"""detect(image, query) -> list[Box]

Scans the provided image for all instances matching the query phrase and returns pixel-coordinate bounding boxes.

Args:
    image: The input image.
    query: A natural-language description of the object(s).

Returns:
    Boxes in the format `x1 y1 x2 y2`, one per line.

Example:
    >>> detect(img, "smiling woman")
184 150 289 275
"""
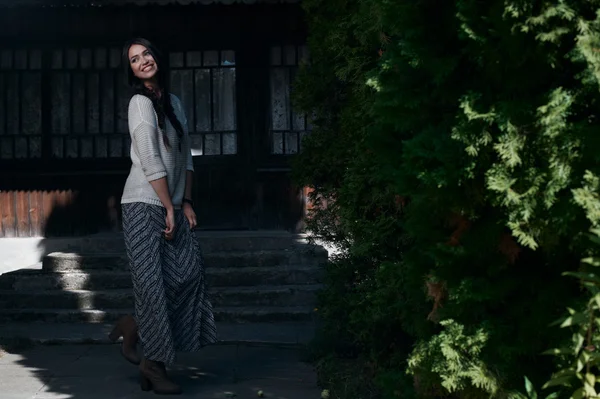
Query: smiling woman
109 38 217 395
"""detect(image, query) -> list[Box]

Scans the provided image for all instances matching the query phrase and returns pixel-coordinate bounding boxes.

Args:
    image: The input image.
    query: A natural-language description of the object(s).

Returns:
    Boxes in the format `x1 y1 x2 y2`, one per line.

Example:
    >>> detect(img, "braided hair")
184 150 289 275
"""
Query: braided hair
122 38 183 151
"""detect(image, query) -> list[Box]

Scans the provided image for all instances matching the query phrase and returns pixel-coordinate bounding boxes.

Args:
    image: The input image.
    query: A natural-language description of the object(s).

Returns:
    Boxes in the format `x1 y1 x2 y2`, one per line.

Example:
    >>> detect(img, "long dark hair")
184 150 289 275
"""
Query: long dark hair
122 38 183 151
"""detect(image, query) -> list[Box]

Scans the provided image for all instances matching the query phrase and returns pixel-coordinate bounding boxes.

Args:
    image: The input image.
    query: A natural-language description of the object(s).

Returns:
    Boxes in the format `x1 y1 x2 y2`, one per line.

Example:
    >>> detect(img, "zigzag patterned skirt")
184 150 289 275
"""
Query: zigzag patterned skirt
122 202 217 365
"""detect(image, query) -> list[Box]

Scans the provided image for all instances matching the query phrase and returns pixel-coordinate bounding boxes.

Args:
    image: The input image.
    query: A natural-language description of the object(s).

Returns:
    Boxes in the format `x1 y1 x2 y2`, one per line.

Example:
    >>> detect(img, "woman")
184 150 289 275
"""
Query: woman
108 38 217 395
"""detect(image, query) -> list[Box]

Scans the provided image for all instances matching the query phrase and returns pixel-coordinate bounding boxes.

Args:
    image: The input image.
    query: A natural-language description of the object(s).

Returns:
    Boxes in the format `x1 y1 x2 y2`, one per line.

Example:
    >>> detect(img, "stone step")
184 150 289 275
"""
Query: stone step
42 248 327 272
0 307 316 324
0 266 322 291
77 231 311 254
0 285 321 309
0 321 317 346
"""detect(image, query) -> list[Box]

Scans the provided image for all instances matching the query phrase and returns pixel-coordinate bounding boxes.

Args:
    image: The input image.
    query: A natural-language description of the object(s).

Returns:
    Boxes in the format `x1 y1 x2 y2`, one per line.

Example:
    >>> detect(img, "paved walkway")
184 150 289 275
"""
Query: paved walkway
0 343 319 399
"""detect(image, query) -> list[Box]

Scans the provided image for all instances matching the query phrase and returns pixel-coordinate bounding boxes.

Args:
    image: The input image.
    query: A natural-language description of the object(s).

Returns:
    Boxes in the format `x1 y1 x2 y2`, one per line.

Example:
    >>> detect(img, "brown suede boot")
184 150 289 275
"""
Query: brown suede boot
139 358 182 395
108 314 141 365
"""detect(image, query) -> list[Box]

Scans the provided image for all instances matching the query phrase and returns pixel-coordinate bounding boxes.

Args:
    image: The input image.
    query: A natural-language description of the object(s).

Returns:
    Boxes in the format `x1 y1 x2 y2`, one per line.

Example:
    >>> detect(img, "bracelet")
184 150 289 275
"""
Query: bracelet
182 198 194 207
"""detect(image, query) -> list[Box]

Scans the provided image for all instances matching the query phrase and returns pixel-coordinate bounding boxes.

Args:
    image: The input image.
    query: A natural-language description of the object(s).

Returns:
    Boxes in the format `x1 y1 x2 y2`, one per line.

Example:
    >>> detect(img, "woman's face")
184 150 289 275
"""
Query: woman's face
128 44 158 81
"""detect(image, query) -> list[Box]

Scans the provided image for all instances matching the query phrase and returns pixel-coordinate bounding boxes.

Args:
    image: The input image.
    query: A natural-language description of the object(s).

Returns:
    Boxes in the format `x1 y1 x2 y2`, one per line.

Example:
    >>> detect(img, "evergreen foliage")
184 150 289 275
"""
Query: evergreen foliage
293 0 600 397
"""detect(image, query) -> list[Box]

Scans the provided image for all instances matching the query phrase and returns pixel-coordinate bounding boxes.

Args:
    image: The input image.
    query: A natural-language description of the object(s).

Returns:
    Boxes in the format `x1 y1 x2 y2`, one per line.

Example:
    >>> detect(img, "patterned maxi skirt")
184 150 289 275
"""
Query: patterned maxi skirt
121 202 217 365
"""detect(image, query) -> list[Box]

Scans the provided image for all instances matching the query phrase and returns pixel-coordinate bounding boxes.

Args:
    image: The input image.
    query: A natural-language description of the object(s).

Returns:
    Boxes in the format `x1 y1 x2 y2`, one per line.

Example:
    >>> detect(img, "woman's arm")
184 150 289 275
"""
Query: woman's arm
129 95 175 236
150 178 174 212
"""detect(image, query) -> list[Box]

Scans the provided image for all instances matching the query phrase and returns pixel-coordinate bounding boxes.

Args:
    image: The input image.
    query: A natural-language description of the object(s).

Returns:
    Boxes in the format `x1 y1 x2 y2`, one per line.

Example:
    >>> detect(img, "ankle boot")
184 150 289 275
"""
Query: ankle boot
139 358 182 395
108 314 141 365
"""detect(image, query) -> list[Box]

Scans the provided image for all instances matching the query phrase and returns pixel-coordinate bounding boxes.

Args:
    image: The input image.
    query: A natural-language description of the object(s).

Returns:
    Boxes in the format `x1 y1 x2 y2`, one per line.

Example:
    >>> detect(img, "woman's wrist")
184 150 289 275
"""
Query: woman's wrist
182 198 194 207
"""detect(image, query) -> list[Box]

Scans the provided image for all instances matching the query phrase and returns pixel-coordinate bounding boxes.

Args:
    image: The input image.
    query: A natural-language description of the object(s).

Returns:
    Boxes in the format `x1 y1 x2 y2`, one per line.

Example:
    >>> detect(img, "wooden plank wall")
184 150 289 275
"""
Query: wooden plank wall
0 171 126 238
1 190 74 237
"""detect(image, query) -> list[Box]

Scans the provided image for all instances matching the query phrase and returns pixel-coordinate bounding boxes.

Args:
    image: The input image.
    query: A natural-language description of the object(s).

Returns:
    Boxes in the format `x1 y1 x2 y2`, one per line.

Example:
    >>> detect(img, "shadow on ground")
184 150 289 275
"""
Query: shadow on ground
0 342 318 399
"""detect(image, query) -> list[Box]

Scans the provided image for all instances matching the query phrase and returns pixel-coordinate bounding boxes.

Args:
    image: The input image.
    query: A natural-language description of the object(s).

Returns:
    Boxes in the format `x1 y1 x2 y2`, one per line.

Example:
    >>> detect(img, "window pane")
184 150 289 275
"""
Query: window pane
190 134 203 156
1 50 13 69
109 48 120 69
203 51 218 66
1 137 12 159
270 47 281 66
109 136 122 157
81 137 93 158
66 138 78 158
87 73 100 134
285 132 298 154
101 71 114 133
66 49 78 69
14 50 27 70
95 48 107 69
72 73 86 133
204 133 220 155
95 136 108 158
30 137 42 158
170 69 194 129
272 132 283 154
186 51 202 67
51 73 70 135
194 69 211 132
22 72 42 135
80 49 92 69
6 73 19 135
170 52 184 68
52 137 63 158
223 132 236 155
213 68 236 131
51 49 63 69
270 68 289 130
0 75 4 134
29 50 42 70
221 50 235 66
15 137 27 158
117 71 130 134
284 45 296 66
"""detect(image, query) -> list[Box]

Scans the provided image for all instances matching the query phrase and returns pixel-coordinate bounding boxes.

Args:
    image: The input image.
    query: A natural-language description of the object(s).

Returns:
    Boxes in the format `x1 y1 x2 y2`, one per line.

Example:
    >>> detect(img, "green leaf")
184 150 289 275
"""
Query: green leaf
585 372 595 386
544 393 560 399
562 314 588 328
593 294 600 310
584 373 597 397
525 376 538 399
572 387 584 399
574 333 585 353
543 375 574 389
564 272 600 285
582 257 600 267
543 348 575 356
577 357 585 372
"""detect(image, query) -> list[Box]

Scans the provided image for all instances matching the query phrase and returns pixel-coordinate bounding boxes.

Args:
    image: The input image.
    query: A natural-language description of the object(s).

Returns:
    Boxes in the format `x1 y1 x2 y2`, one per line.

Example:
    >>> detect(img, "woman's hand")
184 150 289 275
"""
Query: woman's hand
183 202 197 230
164 207 175 240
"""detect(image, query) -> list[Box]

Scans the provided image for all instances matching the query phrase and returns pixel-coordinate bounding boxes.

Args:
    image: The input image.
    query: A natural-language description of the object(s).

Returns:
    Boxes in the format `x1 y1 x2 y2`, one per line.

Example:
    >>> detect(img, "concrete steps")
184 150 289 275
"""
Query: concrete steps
0 232 327 337
0 285 321 309
0 266 322 291
74 231 309 254
42 249 327 272
0 306 316 324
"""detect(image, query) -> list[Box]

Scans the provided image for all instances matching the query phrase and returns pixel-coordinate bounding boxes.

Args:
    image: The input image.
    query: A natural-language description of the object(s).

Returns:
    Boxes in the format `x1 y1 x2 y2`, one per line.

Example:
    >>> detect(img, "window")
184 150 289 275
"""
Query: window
169 50 237 156
49 47 130 158
0 49 43 159
269 45 310 155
